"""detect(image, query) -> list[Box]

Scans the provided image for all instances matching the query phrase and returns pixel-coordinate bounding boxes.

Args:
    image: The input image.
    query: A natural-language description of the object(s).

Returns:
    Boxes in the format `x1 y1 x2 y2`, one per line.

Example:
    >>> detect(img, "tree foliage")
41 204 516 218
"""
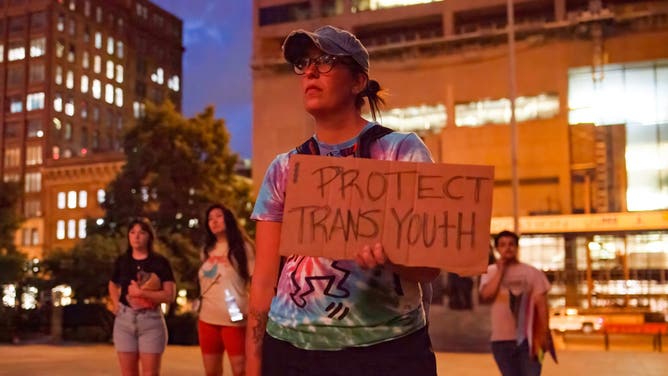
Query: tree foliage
42 234 123 301
0 181 26 284
97 100 254 241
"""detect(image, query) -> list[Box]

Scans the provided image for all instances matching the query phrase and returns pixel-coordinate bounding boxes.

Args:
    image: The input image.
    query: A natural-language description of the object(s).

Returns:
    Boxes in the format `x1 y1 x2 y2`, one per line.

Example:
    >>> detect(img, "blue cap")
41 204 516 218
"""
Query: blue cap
282 25 369 74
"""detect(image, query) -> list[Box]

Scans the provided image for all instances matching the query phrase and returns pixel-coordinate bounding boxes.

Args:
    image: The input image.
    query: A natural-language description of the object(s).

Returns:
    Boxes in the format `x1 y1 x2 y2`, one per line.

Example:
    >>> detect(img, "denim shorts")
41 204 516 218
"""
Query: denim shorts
113 304 168 354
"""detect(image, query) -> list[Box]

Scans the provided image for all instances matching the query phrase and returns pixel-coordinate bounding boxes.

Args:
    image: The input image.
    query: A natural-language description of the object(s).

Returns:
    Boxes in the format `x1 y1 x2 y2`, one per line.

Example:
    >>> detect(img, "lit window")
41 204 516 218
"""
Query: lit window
82 51 89 69
94 55 101 73
66 70 74 89
0 44 4 63
67 44 75 63
69 0 76 11
78 190 88 208
56 220 65 240
97 188 106 203
3 148 20 168
96 6 103 23
57 14 64 32
81 101 88 119
8 42 25 61
168 75 180 92
105 84 114 104
116 41 124 58
65 98 74 117
115 65 124 83
84 0 91 17
94 32 102 49
455 93 560 127
78 219 87 239
106 60 114 79
133 101 145 118
10 98 23 113
54 94 63 112
24 173 41 193
67 219 76 239
67 191 77 209
29 37 46 57
27 93 45 111
56 40 64 58
81 75 89 93
92 79 101 99
26 146 43 166
107 37 114 55
57 192 66 209
151 67 164 84
52 146 61 160
115 88 123 107
55 66 63 85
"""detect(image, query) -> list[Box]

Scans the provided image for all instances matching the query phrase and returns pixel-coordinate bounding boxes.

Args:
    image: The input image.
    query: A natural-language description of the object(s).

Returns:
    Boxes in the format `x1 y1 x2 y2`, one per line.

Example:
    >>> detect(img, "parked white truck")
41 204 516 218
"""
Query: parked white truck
549 307 604 334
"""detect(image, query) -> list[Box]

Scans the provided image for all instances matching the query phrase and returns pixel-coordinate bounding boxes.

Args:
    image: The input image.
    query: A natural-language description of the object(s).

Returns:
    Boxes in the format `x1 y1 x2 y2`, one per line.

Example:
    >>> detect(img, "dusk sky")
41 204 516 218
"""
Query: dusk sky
151 0 253 158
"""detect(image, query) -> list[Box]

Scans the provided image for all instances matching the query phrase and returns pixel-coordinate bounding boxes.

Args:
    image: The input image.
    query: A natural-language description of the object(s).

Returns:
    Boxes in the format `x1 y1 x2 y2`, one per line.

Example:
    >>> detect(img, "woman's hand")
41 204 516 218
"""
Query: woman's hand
127 280 143 298
354 243 387 269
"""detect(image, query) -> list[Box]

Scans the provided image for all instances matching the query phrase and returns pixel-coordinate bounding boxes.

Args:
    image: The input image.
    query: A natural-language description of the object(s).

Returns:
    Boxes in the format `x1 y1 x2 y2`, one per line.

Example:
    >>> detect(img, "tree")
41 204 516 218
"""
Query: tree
0 181 26 284
42 234 123 301
96 100 254 240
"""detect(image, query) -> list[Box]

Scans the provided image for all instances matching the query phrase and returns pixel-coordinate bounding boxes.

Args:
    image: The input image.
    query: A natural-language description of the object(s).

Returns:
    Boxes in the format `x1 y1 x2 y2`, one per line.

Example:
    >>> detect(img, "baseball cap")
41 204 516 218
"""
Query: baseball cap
282 25 369 74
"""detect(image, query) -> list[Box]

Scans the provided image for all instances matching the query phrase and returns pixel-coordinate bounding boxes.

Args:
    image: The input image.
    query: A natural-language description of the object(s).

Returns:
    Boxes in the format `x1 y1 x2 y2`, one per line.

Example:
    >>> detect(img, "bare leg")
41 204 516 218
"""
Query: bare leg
139 352 162 376
229 355 245 376
202 353 224 376
117 352 139 376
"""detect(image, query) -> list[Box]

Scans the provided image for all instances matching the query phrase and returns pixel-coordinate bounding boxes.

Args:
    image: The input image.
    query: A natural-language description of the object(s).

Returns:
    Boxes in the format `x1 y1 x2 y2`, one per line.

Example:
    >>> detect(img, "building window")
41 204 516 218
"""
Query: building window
3 148 21 168
56 40 65 58
78 219 87 239
69 0 76 11
65 98 75 116
27 119 44 138
24 173 41 193
68 18 76 36
26 93 45 111
94 32 102 49
67 44 75 63
84 0 91 17
57 192 66 209
57 14 65 32
97 188 106 203
168 75 180 92
52 146 61 160
66 70 74 89
105 84 114 104
55 65 63 85
10 98 23 113
25 201 41 219
81 101 88 119
82 50 90 69
115 65 124 83
67 219 76 239
133 101 145 118
26 145 43 166
30 12 47 31
8 41 26 61
151 67 164 84
56 220 65 240
78 190 88 208
0 44 4 63
8 66 24 87
67 191 77 209
115 88 123 107
92 79 101 99
455 93 560 127
106 60 114 79
54 93 63 112
29 37 46 57
94 55 101 73
81 75 89 93
64 122 73 140
96 6 103 23
29 62 45 83
116 41 124 58
107 37 114 55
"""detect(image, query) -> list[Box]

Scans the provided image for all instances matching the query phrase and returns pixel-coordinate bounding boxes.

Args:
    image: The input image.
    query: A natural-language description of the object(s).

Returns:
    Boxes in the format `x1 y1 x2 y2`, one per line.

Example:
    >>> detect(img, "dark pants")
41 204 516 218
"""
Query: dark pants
491 340 542 376
262 327 437 376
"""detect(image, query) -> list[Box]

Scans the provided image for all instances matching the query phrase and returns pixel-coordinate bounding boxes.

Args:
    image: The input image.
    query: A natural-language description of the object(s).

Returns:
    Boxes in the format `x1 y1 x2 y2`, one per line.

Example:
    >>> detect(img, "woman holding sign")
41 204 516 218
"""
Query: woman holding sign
108 218 175 376
247 25 439 375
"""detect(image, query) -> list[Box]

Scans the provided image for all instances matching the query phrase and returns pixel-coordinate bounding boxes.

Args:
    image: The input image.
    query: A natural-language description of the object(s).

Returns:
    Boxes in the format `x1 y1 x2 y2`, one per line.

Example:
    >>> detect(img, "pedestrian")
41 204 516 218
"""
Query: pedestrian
197 204 255 376
108 217 176 376
246 25 439 376
479 230 551 376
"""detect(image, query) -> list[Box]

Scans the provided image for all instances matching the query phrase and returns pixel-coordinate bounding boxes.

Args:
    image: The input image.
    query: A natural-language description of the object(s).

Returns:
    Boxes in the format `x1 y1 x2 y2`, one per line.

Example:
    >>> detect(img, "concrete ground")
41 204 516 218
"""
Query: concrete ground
0 344 667 375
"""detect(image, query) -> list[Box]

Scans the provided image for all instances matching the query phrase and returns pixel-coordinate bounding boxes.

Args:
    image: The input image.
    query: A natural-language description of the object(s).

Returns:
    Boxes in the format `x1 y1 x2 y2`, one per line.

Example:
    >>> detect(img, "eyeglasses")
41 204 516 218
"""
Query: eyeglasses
293 55 342 75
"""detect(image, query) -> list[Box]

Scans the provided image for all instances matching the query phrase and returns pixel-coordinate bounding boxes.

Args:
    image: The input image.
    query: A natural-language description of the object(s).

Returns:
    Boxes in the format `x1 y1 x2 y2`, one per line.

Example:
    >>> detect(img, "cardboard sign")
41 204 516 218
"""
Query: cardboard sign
279 155 495 275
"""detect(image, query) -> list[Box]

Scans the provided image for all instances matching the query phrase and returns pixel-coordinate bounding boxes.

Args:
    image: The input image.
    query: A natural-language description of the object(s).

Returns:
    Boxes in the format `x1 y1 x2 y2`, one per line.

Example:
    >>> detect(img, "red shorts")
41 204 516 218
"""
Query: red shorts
197 320 246 356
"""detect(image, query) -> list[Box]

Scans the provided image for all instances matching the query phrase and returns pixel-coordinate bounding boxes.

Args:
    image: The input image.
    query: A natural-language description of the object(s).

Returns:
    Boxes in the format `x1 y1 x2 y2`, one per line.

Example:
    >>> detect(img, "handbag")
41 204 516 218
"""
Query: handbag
194 273 221 314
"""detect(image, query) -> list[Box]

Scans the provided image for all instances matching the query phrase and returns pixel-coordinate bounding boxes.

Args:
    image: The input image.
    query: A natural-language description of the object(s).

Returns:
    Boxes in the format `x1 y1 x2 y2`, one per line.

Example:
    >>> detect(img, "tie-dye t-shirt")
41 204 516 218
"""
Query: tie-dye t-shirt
251 122 434 350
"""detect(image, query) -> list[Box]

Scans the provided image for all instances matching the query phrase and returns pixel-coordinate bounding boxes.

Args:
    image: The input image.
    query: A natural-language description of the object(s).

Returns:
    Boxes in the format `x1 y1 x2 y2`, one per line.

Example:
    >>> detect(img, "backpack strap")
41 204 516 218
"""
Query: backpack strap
295 124 394 158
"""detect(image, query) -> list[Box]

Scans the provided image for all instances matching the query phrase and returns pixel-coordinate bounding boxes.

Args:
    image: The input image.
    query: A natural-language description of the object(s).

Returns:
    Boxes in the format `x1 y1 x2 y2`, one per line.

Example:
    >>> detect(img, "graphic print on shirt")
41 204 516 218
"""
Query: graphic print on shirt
286 255 352 320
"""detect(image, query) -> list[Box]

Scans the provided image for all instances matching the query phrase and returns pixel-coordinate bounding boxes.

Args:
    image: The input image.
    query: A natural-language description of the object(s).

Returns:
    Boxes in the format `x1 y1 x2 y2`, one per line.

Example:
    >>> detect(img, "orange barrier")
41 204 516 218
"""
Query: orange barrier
603 323 668 334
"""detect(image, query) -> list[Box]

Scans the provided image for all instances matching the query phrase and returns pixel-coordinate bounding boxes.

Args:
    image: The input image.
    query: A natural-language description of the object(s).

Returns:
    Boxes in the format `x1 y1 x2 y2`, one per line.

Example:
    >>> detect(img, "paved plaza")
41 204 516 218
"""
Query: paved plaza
0 343 666 375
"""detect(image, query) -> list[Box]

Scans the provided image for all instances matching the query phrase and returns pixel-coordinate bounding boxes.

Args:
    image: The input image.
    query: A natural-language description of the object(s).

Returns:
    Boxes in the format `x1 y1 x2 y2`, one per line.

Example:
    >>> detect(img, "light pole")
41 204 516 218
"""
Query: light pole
507 0 520 233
